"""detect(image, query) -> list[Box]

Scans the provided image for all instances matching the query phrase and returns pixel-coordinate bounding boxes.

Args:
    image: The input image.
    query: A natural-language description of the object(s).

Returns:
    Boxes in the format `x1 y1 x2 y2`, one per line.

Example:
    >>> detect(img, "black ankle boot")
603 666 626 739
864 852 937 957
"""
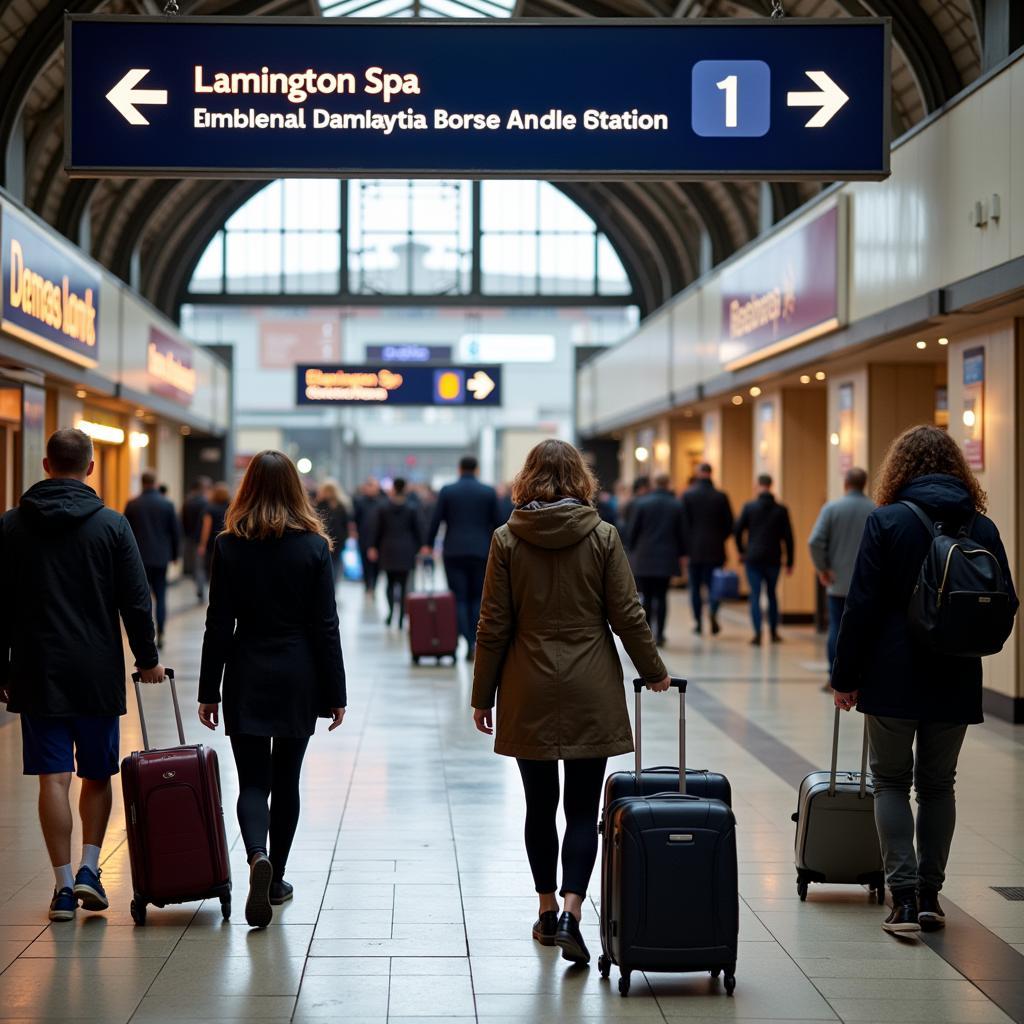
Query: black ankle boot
883 889 921 934
532 910 559 946
554 911 590 964
918 888 945 931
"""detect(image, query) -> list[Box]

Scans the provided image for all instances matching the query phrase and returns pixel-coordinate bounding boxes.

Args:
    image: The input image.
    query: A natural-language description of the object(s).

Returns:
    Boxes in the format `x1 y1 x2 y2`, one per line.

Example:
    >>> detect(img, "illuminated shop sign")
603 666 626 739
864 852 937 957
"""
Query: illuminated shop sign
296 364 502 406
65 17 889 180
718 202 843 371
147 326 197 404
1 206 100 367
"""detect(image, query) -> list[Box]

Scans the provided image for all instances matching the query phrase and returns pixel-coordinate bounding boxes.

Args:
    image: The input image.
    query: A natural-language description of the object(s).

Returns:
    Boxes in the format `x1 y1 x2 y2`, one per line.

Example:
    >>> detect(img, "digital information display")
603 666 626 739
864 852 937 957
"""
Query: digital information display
65 16 890 180
296 364 502 406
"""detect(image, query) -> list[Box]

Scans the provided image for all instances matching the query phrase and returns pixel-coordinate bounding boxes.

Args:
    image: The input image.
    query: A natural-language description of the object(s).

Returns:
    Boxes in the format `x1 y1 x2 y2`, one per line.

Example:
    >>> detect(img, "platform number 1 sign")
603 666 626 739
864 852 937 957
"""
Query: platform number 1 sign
692 60 771 138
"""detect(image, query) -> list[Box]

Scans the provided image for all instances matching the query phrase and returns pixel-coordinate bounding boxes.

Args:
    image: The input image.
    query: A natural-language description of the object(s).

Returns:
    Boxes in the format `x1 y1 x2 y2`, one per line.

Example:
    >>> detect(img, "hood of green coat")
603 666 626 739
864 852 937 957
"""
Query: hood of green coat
507 499 602 550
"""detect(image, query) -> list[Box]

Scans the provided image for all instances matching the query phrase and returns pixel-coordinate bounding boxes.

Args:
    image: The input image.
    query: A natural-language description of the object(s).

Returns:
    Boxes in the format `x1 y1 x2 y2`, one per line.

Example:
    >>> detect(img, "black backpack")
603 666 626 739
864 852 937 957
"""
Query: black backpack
902 501 1014 657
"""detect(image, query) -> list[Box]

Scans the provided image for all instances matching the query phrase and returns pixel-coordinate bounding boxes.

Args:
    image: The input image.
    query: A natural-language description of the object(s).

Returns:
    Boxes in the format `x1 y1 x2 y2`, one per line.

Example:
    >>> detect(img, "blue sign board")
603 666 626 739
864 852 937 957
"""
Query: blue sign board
296 364 502 406
65 16 890 180
366 344 452 363
1 206 100 367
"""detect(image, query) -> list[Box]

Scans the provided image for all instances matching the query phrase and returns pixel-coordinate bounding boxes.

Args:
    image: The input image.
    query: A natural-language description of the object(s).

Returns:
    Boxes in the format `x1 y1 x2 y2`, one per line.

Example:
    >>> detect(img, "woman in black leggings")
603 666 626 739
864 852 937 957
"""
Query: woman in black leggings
198 451 347 928
472 441 669 965
368 477 421 628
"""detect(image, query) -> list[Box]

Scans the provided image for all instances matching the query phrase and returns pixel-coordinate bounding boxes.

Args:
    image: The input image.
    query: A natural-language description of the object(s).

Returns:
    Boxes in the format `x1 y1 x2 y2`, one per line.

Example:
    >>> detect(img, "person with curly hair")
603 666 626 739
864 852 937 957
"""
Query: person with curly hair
832 424 1017 936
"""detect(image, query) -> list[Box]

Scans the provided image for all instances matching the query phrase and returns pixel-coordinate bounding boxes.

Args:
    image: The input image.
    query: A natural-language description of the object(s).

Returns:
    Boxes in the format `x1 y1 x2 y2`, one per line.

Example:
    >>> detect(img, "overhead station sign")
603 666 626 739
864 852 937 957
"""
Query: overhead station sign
296 364 502 406
65 16 890 180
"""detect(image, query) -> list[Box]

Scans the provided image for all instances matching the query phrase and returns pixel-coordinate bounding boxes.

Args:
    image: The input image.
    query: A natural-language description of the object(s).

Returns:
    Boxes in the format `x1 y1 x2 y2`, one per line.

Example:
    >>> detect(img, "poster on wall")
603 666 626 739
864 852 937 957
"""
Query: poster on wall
21 384 46 491
837 382 854 473
962 347 984 471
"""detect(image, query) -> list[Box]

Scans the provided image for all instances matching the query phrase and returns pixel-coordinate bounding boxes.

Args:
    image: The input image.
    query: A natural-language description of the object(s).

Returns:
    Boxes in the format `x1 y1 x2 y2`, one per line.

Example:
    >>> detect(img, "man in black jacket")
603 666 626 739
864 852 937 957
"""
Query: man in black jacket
735 474 795 645
627 473 687 646
682 463 734 636
125 470 180 647
0 429 164 923
181 476 210 602
424 455 501 660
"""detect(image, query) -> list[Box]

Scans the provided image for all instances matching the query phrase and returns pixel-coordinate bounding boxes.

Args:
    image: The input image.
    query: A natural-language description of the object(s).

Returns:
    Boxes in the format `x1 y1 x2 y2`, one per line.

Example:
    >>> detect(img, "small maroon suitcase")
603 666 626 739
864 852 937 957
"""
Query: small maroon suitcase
407 588 459 665
121 669 232 925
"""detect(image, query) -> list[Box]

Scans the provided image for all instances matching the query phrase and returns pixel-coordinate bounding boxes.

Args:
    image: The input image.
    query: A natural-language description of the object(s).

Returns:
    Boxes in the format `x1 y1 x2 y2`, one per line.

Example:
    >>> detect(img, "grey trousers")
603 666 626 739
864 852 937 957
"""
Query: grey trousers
866 715 968 894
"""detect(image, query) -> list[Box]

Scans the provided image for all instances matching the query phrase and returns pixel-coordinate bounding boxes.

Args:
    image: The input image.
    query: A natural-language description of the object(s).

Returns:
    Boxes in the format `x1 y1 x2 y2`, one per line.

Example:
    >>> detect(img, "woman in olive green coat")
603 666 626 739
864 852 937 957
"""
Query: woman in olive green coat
472 440 669 966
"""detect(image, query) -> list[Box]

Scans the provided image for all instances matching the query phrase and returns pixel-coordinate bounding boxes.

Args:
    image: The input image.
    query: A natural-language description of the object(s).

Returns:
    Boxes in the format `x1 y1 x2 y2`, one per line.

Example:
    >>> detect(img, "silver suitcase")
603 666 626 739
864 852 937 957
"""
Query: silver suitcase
792 709 885 903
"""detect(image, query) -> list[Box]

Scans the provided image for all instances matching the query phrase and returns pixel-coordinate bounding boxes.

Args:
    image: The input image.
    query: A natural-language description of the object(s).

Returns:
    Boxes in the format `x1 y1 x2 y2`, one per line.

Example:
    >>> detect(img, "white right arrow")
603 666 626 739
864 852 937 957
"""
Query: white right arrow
786 70 848 128
467 371 495 401
106 69 168 126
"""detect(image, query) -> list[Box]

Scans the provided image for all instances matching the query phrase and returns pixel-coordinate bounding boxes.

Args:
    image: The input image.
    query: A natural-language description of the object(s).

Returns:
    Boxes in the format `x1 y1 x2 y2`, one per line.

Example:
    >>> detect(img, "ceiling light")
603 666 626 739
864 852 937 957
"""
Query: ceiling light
634 446 650 463
916 340 927 350
962 409 976 428
296 457 313 474
129 431 150 449
938 337 949 346
180 425 192 436
799 374 811 384
815 371 826 381
749 386 762 397
76 419 125 444
75 389 87 399
731 395 744 406
830 432 840 446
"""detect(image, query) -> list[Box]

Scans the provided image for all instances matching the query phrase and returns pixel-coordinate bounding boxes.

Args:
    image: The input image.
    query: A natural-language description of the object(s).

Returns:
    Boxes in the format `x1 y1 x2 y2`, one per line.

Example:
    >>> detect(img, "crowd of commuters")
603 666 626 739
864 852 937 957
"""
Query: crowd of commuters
0 424 1016 950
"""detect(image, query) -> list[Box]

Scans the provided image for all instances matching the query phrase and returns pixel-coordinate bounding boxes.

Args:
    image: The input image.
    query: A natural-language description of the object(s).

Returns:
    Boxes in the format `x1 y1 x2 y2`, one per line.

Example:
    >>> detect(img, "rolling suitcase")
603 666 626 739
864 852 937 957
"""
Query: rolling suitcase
121 669 232 926
792 708 884 903
406 581 458 665
599 678 739 997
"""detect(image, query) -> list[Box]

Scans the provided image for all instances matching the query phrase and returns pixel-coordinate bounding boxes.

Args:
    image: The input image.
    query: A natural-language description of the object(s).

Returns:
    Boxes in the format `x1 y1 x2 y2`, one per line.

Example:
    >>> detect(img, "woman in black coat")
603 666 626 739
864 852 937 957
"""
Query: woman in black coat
832 425 1017 936
369 477 422 628
315 479 351 579
198 451 347 929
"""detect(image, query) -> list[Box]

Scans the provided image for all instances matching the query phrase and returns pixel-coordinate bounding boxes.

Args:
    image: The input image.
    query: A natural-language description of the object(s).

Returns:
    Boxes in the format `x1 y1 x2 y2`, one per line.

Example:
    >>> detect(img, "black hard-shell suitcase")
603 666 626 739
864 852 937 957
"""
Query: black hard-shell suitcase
599 678 739 997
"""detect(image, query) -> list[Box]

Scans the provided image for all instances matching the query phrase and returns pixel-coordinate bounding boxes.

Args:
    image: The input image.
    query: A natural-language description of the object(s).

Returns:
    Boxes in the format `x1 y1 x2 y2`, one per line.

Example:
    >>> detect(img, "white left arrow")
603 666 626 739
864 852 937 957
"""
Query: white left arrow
786 70 848 128
467 371 495 401
106 69 168 126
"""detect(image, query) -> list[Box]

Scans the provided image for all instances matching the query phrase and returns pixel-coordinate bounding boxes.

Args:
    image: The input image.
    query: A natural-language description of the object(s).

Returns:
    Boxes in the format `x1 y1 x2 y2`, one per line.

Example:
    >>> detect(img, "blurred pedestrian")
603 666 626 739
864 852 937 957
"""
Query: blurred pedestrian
369 477 422 628
496 483 515 525
125 470 180 649
0 429 164 923
198 451 346 928
198 481 231 586
621 475 651 548
808 467 874 683
626 473 687 647
424 455 501 661
353 478 386 598
681 462 734 637
182 477 211 602
315 479 351 579
735 474 794 645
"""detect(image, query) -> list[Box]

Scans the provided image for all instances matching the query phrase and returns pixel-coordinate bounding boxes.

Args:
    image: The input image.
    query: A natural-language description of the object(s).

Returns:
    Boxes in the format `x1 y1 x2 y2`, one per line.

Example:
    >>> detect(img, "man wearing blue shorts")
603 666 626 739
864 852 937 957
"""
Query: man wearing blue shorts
0 429 164 922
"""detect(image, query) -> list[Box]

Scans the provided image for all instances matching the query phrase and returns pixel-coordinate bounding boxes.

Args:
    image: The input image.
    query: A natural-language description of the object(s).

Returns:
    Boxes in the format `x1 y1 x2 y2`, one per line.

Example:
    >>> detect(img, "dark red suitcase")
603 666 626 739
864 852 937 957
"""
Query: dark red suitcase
406 589 458 664
121 669 232 925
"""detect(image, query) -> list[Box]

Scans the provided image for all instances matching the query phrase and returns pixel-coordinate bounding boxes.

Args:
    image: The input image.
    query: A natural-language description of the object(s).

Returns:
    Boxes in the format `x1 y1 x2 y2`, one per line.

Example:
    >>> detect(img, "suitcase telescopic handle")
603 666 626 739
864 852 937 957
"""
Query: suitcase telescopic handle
632 678 688 796
130 668 182 752
828 706 869 798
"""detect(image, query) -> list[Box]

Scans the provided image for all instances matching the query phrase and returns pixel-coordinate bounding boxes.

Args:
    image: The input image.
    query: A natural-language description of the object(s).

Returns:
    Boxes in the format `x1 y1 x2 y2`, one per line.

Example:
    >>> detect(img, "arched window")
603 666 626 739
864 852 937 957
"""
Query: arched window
187 180 633 302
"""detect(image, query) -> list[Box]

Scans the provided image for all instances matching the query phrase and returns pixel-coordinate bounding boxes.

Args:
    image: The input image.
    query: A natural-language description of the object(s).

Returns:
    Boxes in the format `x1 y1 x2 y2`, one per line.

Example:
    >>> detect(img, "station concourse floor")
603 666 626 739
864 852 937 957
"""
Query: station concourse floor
1 584 1023 1024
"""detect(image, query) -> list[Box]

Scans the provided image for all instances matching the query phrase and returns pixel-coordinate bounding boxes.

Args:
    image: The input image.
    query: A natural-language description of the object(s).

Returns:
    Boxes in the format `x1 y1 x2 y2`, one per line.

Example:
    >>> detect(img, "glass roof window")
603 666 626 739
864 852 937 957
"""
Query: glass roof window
320 0 515 19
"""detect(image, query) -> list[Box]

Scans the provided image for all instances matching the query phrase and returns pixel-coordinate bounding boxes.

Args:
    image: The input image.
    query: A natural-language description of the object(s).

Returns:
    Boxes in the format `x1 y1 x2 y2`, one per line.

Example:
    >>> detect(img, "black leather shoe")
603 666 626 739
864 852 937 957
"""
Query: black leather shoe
750 634 762 646
710 615 721 635
918 889 946 931
532 910 559 946
245 853 274 928
554 911 590 964
770 631 783 644
883 890 921 934
269 880 294 906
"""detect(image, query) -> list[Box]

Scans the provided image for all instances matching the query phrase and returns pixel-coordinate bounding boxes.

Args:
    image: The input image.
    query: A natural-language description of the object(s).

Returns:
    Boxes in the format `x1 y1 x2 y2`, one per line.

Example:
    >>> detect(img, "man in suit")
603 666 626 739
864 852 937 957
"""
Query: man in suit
124 470 180 648
424 455 501 660
626 473 687 646
681 463 734 637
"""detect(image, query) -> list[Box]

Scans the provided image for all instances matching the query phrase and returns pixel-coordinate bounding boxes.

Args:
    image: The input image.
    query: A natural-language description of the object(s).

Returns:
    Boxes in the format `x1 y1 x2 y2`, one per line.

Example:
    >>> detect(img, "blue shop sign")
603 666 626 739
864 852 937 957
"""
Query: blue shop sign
1 206 100 368
65 16 890 181
296 363 502 406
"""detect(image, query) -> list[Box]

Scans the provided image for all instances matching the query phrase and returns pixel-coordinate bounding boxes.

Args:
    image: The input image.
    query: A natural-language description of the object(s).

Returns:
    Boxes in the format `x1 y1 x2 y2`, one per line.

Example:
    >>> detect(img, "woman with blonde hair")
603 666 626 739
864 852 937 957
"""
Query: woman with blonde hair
833 424 1016 936
198 451 347 928
472 439 670 965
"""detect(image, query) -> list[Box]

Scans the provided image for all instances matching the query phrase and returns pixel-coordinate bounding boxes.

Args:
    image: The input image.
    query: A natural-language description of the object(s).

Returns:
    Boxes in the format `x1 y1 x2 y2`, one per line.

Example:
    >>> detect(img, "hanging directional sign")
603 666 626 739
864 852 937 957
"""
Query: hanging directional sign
65 16 890 181
295 364 503 407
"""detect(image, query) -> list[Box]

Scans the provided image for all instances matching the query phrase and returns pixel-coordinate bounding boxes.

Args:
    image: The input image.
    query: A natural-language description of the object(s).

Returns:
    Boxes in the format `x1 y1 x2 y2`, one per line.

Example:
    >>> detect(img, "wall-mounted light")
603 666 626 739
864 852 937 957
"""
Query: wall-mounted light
916 340 927 350
76 419 125 445
749 386 762 397
938 337 949 346
830 432 841 447
654 440 671 463
799 374 811 384
962 409 976 428
296 457 313 474
129 431 150 449
731 395 744 406
134 409 146 418
75 389 87 399
815 371 827 381
180 425 192 436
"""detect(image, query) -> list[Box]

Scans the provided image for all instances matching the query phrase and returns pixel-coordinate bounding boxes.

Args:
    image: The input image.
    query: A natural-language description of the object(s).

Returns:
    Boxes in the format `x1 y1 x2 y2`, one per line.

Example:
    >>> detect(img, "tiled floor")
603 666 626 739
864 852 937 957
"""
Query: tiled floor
1 582 1022 1023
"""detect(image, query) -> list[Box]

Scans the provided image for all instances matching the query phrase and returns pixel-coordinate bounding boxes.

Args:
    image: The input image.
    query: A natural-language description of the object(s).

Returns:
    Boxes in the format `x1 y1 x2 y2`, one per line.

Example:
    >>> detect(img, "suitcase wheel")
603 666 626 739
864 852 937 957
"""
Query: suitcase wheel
724 971 736 996
618 972 631 997
130 897 147 926
797 880 809 901
221 895 232 920
598 955 611 979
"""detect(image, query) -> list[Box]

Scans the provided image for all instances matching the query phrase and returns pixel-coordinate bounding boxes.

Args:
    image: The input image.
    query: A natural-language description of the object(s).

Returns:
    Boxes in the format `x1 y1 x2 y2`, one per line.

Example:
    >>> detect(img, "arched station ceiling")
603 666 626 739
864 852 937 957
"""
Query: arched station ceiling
0 0 985 318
